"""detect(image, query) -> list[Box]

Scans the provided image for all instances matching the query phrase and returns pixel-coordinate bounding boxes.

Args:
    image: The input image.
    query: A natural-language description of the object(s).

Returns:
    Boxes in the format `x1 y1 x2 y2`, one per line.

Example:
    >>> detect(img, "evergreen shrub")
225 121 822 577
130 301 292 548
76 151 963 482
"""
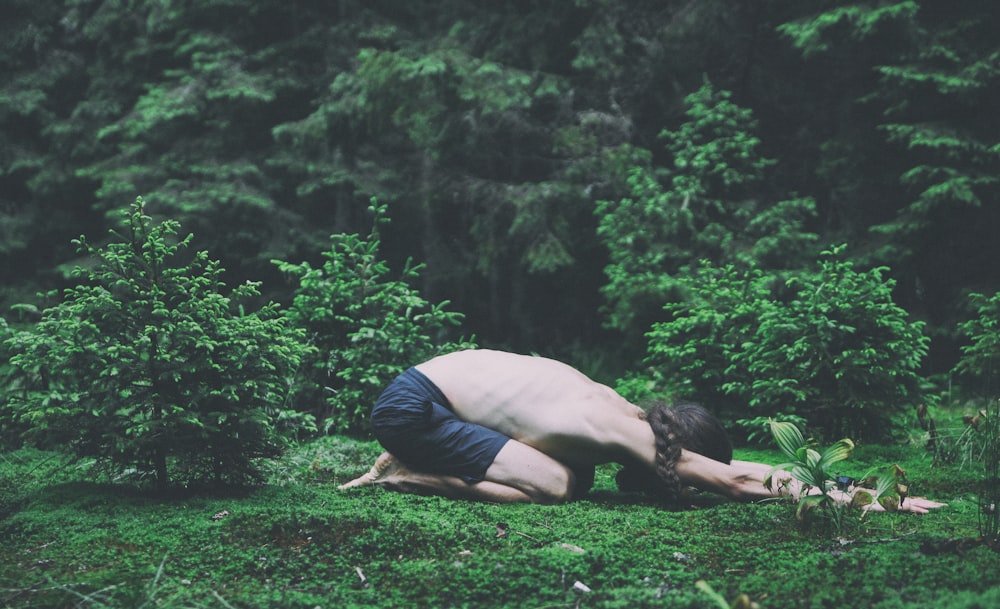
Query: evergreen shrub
595 82 818 344
3 199 310 488
0 317 25 449
645 246 929 440
275 199 471 434
956 291 1000 384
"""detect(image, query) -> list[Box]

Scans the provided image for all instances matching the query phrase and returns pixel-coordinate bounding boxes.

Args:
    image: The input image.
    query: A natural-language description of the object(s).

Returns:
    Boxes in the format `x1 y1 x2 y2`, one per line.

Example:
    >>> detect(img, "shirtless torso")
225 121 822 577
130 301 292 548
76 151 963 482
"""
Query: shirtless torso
414 350 651 467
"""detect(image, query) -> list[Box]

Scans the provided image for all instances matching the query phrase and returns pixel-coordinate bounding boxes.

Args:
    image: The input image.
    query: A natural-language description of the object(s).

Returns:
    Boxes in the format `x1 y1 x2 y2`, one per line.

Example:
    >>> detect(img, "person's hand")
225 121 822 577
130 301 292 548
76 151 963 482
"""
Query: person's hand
862 495 946 515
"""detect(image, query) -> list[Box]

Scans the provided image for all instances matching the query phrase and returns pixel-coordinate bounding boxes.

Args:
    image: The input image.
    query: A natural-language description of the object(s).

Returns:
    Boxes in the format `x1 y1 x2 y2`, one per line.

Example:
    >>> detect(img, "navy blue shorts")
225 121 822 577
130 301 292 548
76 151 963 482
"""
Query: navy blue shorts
370 368 511 483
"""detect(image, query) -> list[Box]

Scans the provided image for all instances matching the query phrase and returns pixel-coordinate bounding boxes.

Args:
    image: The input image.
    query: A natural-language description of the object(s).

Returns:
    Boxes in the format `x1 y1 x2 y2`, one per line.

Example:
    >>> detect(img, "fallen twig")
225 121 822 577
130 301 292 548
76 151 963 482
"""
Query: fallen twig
511 530 542 543
355 566 370 588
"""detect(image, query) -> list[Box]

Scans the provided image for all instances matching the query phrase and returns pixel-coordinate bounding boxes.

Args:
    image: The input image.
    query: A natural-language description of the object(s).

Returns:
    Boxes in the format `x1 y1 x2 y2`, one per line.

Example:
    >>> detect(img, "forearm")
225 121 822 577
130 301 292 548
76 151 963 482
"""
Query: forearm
738 469 804 502
695 455 944 514
727 460 802 501
746 468 867 506
729 463 849 504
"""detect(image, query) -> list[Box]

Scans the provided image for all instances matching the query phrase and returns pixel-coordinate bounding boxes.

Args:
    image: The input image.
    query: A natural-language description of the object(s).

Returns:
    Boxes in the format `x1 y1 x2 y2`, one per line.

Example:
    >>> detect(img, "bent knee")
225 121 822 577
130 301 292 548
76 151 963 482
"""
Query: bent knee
529 463 576 504
485 441 578 504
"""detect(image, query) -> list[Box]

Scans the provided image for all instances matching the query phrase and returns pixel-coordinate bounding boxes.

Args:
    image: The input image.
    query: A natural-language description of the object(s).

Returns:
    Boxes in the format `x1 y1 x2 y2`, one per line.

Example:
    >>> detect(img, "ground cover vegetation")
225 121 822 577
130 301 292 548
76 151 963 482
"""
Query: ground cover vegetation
0 438 997 609
2 0 1000 607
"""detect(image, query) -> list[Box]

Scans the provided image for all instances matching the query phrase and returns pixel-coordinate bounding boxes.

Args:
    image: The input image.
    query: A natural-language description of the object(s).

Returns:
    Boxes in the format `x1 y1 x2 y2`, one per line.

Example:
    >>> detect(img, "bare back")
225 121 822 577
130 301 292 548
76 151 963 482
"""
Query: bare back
415 349 647 465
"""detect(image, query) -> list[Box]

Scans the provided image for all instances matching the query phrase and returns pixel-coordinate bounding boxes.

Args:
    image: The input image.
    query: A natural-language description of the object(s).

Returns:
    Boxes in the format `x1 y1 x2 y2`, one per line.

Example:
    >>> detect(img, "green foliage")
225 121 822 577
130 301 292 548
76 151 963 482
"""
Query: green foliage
66 2 343 276
737 248 929 437
955 291 1000 383
764 420 911 535
764 420 856 527
611 370 676 409
275 199 471 435
914 403 992 474
696 579 760 609
781 1 1000 362
267 17 619 348
0 317 25 449
3 198 309 488
596 82 817 338
777 2 920 58
643 263 773 417
342 45 559 151
4 0 1000 373
979 401 1000 541
645 246 929 439
953 295 1000 539
735 413 809 447
869 4 1000 252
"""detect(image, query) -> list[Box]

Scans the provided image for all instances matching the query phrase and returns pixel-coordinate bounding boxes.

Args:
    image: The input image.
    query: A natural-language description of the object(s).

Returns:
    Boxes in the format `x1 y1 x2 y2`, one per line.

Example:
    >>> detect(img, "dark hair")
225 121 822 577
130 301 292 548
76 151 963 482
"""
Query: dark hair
616 402 732 501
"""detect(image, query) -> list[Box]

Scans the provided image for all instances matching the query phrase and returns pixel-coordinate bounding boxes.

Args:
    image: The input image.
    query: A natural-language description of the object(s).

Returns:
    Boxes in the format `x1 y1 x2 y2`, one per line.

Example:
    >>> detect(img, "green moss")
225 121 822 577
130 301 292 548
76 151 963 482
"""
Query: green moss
1 439 996 609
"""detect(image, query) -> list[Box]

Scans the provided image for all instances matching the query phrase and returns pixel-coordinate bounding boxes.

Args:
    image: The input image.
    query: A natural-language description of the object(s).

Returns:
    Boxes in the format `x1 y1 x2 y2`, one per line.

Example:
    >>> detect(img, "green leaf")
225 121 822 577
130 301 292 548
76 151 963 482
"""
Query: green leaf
817 438 855 470
770 419 806 459
804 448 822 470
790 465 817 488
851 491 873 509
878 496 899 512
796 495 825 521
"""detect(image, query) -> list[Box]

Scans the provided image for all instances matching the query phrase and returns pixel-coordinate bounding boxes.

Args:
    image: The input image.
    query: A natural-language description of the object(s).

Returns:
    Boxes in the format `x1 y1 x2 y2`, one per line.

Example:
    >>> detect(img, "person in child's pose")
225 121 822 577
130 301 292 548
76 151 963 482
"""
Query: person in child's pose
340 349 944 513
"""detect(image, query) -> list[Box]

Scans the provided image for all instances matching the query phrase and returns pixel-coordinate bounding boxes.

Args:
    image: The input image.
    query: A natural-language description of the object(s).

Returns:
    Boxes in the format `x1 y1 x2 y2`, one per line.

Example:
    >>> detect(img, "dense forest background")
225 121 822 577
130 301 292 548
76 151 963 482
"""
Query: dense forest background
2 0 998 382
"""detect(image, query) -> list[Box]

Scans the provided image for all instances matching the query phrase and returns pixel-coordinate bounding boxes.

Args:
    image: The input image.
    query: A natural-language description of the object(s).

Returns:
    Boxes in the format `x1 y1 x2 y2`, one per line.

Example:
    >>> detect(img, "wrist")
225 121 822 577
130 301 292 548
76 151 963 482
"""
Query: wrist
772 473 802 501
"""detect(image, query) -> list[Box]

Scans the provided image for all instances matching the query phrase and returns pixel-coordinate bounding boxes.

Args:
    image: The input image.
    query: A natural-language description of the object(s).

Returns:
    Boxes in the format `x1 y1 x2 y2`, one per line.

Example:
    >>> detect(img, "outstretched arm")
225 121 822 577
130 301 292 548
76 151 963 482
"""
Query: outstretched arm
675 450 945 514
674 451 777 502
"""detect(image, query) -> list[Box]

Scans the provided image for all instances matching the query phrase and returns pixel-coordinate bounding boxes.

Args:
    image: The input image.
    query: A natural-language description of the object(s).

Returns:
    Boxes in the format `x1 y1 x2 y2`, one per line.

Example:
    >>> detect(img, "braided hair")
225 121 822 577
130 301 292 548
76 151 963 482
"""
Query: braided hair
616 402 732 502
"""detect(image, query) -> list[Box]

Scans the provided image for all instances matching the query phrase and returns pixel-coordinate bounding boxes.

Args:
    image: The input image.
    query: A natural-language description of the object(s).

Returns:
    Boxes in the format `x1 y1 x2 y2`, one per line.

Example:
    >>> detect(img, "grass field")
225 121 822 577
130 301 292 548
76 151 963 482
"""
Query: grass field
1 434 998 609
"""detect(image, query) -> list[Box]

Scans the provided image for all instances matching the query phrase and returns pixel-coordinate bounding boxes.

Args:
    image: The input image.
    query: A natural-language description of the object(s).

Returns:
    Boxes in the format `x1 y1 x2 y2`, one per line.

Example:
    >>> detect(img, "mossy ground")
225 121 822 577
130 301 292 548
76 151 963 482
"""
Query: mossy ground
1 437 997 609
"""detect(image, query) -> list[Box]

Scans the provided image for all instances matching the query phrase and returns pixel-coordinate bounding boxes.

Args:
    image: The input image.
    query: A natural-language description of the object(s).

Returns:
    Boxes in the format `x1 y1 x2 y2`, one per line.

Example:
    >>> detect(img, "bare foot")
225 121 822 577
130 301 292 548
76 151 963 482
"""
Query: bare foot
338 452 406 489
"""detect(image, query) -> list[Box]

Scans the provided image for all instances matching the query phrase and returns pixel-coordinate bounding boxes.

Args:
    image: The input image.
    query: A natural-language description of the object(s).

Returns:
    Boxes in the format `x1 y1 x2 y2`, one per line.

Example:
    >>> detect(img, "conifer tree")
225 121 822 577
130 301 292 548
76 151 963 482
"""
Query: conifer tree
5 199 310 488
